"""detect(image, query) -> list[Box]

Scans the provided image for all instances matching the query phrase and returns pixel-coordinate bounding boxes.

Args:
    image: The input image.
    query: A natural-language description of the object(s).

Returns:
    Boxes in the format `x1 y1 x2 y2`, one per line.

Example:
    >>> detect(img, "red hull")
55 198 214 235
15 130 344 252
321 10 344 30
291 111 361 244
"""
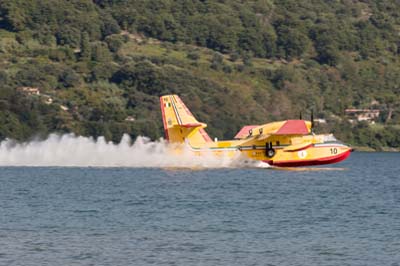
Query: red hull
264 150 351 167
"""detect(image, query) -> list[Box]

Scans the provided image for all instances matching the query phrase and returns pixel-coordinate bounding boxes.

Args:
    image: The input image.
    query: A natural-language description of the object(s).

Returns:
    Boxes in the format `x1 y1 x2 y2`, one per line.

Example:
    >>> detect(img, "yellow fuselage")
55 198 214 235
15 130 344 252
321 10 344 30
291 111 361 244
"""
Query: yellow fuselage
188 134 351 167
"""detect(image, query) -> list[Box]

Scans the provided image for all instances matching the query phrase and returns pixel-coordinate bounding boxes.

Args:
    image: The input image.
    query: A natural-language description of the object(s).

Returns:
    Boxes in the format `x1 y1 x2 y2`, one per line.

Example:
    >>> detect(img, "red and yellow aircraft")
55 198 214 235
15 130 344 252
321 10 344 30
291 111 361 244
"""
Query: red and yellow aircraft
160 95 352 167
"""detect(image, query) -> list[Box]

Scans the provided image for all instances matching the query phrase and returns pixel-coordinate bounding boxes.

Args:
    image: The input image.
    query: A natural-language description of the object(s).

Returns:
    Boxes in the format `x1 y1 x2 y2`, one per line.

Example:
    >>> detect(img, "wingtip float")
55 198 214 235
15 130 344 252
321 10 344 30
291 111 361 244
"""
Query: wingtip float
160 95 352 167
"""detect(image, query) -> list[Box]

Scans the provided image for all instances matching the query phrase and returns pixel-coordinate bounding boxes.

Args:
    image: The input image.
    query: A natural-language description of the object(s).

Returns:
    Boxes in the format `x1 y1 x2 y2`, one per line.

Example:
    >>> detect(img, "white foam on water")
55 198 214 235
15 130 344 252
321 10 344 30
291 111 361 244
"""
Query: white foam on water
0 134 271 168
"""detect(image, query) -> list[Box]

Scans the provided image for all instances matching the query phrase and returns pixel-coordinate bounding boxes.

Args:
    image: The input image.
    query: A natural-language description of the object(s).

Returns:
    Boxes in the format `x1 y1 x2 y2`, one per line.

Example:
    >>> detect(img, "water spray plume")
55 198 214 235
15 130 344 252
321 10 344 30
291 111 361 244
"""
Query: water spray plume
0 134 269 168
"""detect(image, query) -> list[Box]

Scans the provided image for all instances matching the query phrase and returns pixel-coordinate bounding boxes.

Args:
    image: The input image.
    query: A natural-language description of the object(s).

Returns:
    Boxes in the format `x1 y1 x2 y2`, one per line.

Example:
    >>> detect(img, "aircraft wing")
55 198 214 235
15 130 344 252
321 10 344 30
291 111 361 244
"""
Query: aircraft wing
234 120 312 146
234 134 272 147
270 120 310 135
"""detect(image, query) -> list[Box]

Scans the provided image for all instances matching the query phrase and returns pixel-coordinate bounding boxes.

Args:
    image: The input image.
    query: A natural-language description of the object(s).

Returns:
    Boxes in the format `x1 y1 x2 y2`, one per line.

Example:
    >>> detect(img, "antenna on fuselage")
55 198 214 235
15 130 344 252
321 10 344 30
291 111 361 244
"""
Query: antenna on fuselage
299 111 302 120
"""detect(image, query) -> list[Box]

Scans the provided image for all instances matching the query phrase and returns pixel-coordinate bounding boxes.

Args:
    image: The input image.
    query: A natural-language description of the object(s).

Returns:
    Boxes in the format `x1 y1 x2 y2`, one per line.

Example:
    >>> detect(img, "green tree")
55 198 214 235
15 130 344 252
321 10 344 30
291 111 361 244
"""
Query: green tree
105 34 125 52
276 25 310 59
91 42 112 62
80 32 91 61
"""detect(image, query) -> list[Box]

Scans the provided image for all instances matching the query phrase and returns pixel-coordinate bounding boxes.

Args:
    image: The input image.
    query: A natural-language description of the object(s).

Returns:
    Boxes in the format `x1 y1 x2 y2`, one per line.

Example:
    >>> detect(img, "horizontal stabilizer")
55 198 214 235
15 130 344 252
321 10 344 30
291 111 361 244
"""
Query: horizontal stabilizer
179 123 207 128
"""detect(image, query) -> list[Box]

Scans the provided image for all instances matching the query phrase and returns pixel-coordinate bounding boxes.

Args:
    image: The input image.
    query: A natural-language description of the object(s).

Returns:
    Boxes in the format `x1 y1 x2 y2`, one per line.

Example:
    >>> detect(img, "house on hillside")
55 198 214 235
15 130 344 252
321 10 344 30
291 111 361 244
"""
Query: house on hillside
314 118 327 124
60 105 69 111
17 87 40 95
345 108 380 123
42 94 53 105
124 116 136 122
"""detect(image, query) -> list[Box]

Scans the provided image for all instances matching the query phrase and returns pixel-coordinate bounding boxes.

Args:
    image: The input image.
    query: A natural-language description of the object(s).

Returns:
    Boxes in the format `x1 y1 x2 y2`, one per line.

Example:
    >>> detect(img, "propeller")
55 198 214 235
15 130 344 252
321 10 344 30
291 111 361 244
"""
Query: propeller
311 109 314 133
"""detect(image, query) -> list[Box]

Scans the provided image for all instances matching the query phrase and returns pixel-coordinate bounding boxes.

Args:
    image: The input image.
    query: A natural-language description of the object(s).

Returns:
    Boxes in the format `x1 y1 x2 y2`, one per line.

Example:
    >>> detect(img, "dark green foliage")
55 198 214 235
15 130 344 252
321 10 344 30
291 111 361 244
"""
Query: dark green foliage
0 90 64 140
15 30 32 44
210 53 224 70
276 26 310 59
59 69 81 88
105 34 125 53
0 71 7 84
113 61 164 94
99 11 120 37
222 65 232 74
80 32 91 61
186 50 200 61
91 42 112 62
2 0 400 59
229 52 240 62
91 63 118 81
242 53 253 67
311 27 341 66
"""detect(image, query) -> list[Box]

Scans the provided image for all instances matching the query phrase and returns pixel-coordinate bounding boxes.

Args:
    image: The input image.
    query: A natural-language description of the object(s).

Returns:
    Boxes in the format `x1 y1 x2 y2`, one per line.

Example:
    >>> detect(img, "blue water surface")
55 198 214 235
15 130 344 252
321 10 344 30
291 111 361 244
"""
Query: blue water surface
1 152 400 266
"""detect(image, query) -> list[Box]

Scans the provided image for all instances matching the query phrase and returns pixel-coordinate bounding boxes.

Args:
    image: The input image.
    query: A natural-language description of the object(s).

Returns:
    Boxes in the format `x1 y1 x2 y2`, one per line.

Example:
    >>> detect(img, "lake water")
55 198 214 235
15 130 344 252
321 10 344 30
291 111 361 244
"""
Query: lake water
1 152 399 266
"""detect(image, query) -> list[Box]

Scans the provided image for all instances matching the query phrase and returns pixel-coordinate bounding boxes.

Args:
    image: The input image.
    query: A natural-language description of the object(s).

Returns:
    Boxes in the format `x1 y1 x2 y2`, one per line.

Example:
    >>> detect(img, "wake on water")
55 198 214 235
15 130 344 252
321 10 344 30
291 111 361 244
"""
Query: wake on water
0 134 270 168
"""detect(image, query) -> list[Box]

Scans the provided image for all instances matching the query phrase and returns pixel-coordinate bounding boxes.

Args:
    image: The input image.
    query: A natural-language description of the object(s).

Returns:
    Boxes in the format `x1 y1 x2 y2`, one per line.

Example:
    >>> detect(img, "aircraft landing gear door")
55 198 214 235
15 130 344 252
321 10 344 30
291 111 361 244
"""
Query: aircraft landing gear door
266 142 275 158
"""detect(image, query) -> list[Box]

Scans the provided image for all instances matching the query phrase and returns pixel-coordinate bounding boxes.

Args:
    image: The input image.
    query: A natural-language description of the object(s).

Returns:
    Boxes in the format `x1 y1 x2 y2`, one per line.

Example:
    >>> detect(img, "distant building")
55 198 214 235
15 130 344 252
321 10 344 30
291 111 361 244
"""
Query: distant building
370 100 380 106
124 116 136 122
17 87 40 95
120 31 144 43
45 98 53 105
42 94 53 105
60 105 69 111
345 109 380 123
314 118 327 124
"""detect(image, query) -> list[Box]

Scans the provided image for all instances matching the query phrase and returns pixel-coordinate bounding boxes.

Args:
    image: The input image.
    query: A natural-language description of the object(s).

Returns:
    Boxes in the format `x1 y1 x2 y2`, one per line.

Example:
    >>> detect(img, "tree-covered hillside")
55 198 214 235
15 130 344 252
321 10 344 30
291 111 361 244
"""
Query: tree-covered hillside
0 0 400 150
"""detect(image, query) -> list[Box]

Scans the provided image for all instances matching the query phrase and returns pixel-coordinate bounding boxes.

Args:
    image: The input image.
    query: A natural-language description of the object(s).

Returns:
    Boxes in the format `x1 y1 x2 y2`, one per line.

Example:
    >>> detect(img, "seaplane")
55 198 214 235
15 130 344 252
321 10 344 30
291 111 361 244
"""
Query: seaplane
160 95 352 167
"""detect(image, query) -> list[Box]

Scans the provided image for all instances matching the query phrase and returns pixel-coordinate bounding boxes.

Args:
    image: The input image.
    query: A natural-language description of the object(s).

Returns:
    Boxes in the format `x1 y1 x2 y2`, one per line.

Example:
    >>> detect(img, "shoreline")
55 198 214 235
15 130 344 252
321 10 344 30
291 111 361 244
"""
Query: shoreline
352 146 399 152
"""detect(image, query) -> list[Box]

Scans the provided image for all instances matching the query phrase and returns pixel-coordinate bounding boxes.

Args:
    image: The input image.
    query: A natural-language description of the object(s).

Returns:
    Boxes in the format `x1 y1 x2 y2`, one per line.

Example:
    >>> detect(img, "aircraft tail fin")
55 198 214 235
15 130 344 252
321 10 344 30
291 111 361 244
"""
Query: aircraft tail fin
160 95 212 146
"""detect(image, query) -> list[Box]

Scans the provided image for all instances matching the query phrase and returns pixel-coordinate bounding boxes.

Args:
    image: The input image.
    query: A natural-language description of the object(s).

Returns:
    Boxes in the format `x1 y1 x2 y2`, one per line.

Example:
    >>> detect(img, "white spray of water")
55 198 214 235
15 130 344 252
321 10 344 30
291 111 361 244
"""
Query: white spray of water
0 134 270 168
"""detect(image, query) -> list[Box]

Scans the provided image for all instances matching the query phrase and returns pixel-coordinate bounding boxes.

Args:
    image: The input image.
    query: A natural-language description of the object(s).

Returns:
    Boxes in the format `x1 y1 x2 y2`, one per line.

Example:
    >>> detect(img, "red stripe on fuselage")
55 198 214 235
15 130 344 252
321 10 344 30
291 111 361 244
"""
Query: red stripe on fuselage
199 128 212 142
284 143 313 152
264 149 351 167
159 97 169 141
